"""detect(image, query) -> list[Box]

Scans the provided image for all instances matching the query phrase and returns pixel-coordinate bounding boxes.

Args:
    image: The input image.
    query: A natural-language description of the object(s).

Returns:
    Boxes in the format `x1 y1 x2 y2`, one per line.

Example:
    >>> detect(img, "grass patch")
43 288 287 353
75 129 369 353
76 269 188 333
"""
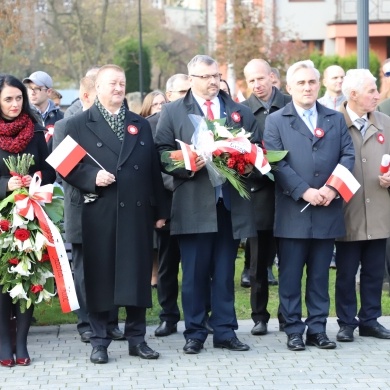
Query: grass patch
33 248 390 326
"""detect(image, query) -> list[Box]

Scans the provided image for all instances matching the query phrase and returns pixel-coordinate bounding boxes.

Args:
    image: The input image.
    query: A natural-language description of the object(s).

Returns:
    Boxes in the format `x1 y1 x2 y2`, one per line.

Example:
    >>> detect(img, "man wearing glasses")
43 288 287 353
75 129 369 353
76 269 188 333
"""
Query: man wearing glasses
155 55 261 354
23 71 64 151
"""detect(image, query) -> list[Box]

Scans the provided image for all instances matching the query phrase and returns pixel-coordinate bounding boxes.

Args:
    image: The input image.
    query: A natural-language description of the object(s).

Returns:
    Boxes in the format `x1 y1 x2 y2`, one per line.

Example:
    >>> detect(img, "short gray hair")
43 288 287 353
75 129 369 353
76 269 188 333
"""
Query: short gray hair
166 74 189 91
187 55 217 74
342 69 376 99
286 60 320 85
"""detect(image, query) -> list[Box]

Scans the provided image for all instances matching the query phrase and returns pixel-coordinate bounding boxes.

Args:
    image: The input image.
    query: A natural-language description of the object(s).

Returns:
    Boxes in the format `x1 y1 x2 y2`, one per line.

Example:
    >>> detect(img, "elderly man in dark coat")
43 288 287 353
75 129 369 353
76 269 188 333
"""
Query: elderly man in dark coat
264 60 355 352
63 64 168 364
155 55 260 354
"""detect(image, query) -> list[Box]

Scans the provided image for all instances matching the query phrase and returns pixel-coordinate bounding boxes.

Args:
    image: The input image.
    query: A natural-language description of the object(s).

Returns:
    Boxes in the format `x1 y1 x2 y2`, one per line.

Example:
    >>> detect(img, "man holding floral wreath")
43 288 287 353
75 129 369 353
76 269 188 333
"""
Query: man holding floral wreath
155 54 261 354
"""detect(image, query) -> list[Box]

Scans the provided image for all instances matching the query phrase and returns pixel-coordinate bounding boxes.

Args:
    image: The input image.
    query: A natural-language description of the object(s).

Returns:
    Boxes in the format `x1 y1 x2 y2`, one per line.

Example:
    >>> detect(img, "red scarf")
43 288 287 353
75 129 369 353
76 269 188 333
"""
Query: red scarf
0 113 34 153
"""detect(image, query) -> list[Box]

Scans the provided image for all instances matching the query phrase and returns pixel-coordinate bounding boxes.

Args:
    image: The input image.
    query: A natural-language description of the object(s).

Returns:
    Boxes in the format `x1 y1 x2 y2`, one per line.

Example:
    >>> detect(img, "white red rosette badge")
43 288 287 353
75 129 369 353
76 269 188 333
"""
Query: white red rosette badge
314 128 324 138
127 125 138 135
377 133 385 144
231 112 241 123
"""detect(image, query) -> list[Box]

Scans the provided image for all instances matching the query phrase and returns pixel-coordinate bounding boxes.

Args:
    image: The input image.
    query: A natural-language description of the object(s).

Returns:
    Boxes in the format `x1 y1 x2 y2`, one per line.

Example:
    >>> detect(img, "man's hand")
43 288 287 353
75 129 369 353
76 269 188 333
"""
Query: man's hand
379 171 390 188
318 185 337 206
194 156 206 171
302 188 325 206
155 219 166 228
96 170 116 187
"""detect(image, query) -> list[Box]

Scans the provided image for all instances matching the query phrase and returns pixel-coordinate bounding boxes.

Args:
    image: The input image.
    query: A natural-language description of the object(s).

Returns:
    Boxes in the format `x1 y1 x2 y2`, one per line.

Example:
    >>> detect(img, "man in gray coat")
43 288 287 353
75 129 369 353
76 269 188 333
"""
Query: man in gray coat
264 60 355 351
336 69 390 342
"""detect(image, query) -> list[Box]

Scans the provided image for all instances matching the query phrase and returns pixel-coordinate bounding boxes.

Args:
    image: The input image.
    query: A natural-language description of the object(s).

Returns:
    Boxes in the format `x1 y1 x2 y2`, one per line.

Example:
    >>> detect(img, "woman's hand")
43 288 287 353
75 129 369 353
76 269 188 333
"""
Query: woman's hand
21 175 32 187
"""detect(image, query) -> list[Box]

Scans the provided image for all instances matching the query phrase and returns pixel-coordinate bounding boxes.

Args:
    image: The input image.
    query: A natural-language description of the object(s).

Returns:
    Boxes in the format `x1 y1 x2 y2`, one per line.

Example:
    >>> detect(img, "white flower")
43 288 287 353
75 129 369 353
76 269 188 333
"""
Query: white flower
36 269 54 285
34 231 49 252
235 128 251 138
9 258 33 277
0 235 13 249
214 123 234 138
35 288 56 304
12 210 28 227
8 283 28 301
15 237 33 252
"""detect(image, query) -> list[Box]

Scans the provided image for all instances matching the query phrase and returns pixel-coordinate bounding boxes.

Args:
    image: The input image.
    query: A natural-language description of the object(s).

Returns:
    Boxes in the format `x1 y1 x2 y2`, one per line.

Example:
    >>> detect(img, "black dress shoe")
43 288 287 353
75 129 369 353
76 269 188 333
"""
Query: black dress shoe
107 327 125 340
183 339 204 354
337 326 354 342
267 266 278 286
251 320 267 335
90 346 108 364
155 321 177 337
287 333 305 351
129 342 159 359
306 332 336 349
359 323 390 339
214 337 250 351
240 268 250 288
80 330 93 343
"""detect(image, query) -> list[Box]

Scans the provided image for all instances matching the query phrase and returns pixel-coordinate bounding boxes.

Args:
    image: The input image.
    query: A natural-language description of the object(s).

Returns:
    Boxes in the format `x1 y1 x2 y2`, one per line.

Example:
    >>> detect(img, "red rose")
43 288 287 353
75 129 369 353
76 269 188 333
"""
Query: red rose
31 284 44 294
14 228 30 241
41 253 50 262
0 220 10 232
8 258 19 265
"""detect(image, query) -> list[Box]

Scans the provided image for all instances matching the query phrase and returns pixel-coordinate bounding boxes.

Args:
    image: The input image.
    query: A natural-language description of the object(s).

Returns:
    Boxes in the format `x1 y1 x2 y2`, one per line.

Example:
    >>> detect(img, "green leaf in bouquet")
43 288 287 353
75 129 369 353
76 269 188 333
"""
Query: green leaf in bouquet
53 186 64 198
43 198 64 223
0 192 18 211
265 150 288 163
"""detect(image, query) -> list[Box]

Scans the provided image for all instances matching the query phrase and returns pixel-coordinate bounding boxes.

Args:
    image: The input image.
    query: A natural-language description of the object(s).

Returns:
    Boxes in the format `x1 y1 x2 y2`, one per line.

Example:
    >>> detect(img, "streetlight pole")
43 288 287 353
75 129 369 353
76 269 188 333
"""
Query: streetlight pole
357 0 369 69
138 0 144 100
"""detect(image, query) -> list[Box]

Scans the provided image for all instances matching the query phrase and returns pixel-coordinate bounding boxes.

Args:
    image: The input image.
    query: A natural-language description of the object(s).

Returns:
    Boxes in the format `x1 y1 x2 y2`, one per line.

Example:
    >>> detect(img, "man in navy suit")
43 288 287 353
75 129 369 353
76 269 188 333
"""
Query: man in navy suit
264 60 355 351
155 54 260 354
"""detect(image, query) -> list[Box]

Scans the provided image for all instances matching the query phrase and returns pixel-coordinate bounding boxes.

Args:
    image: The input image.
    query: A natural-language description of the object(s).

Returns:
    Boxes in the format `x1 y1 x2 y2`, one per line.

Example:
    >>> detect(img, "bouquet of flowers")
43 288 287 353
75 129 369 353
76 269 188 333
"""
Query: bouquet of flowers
161 114 287 199
0 154 64 312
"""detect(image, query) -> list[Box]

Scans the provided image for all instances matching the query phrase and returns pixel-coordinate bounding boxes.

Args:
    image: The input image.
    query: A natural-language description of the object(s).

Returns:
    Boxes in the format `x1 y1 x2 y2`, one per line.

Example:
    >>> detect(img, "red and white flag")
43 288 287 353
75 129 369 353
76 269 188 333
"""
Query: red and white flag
247 144 271 175
326 164 361 202
46 135 87 177
176 139 197 171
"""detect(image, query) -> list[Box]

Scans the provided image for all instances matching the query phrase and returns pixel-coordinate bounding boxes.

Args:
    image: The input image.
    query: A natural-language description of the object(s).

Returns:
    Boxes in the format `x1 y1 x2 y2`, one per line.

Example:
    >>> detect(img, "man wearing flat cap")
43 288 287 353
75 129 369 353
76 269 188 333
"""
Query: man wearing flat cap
23 71 64 151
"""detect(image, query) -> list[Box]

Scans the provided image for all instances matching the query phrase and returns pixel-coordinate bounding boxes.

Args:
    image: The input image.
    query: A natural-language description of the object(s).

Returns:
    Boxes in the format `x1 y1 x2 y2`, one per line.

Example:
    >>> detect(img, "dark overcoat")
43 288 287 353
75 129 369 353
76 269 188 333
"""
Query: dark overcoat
154 90 260 240
0 123 55 199
63 105 168 312
263 101 355 239
242 88 291 230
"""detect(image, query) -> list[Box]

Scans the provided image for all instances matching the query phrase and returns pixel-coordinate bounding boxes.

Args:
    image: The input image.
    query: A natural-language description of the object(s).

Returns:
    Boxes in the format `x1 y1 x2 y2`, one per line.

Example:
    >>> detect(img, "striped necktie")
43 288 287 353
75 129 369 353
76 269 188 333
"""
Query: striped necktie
355 117 366 137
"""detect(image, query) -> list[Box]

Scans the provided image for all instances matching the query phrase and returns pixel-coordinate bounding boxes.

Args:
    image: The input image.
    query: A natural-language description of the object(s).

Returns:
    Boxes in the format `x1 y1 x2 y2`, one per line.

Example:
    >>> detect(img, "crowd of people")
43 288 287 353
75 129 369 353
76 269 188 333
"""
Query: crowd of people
1 53 390 367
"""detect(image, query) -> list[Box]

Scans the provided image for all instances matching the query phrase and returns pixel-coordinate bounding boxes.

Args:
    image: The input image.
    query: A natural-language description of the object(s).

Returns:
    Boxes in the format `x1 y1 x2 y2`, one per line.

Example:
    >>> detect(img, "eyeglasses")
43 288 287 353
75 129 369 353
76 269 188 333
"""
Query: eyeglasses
151 101 166 108
384 71 390 78
28 87 48 93
190 73 222 81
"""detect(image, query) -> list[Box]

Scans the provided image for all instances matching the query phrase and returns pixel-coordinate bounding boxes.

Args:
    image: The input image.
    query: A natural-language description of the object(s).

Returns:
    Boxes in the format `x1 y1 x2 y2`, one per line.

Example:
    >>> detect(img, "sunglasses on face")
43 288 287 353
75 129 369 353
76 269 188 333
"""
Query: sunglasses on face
384 71 390 78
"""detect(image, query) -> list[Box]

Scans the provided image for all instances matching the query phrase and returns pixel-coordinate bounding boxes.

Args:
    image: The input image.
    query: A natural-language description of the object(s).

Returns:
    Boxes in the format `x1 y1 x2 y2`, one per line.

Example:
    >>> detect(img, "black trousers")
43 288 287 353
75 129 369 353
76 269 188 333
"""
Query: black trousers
335 239 386 328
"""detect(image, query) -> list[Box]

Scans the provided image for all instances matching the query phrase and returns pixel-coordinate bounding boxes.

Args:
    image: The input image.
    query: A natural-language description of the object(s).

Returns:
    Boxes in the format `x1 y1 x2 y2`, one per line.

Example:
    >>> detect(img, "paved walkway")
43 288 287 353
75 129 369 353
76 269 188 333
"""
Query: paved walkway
2 317 390 390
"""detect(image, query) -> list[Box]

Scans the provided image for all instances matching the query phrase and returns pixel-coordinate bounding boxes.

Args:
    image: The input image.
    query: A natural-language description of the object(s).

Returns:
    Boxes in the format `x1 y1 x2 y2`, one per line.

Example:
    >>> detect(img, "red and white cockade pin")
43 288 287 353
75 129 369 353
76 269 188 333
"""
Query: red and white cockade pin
127 125 138 135
314 128 324 138
377 133 385 144
231 112 241 123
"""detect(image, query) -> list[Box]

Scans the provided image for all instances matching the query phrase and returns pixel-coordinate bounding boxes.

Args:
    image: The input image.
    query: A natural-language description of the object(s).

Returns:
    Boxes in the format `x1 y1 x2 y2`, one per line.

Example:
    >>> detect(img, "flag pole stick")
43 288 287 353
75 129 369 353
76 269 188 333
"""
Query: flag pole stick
87 153 106 171
300 202 310 212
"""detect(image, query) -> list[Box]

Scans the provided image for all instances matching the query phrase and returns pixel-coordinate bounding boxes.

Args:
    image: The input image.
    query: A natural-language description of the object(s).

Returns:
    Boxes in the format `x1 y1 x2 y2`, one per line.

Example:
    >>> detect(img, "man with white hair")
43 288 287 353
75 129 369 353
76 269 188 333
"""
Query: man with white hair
264 60 355 351
335 69 390 342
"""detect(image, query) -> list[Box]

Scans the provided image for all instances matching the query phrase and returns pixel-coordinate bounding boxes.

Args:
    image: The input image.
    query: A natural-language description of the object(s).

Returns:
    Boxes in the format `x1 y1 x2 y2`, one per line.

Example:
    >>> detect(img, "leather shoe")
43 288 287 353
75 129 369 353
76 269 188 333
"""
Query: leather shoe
16 357 31 366
155 321 177 337
306 332 336 349
251 320 267 335
240 268 250 288
80 330 93 343
287 333 305 351
129 342 159 359
183 339 203 354
267 266 278 286
0 359 15 368
107 327 125 340
337 326 354 342
214 337 250 351
359 323 390 339
90 346 108 364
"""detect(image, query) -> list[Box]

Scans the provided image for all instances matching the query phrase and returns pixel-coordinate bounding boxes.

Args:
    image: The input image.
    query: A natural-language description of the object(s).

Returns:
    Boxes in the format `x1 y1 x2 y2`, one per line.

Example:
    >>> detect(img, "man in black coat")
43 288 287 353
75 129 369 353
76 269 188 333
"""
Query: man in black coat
63 65 168 364
241 59 291 336
53 75 124 344
155 55 260 354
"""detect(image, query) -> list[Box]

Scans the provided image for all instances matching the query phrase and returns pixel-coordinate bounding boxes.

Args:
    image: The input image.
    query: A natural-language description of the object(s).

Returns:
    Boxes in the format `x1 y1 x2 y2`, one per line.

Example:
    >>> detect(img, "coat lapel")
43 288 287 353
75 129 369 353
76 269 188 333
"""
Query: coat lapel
312 103 334 146
283 103 313 141
86 105 122 156
117 111 142 167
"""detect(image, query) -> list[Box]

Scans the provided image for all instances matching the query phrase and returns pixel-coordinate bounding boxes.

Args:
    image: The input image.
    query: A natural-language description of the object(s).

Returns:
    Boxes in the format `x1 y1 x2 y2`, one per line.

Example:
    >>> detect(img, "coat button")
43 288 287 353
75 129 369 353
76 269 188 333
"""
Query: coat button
97 142 103 147
368 235 372 239
366 198 370 203
313 147 317 151
118 166 122 171
120 202 125 207
362 158 367 162
314 173 319 177
140 141 145 146
136 201 142 206
134 165 139 170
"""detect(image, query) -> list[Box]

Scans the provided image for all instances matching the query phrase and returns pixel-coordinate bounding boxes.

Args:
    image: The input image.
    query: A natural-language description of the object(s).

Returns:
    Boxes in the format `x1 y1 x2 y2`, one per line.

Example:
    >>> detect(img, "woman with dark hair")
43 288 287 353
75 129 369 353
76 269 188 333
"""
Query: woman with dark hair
139 90 168 118
220 79 232 97
0 74 55 367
